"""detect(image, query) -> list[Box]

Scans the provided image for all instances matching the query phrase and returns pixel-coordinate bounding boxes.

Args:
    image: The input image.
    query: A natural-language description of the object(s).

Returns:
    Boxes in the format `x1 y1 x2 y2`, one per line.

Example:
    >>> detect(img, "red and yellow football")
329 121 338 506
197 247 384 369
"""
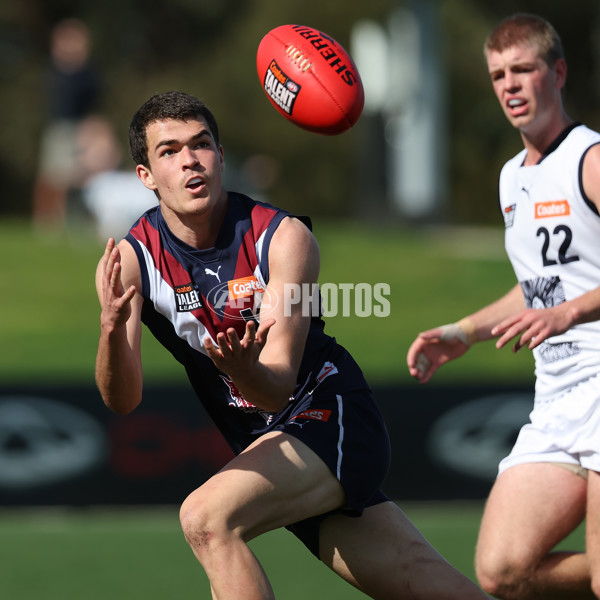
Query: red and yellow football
256 24 364 135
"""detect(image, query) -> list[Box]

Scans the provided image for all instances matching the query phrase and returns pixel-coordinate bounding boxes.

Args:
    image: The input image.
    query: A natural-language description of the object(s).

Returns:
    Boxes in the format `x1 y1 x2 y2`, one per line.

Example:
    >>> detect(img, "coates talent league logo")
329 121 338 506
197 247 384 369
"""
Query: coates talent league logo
263 59 301 115
174 282 202 312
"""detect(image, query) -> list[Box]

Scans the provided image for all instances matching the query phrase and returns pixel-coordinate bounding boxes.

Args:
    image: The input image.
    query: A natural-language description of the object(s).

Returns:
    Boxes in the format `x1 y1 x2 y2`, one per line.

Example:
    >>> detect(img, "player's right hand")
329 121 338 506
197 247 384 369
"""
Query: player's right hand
406 322 473 384
99 238 136 330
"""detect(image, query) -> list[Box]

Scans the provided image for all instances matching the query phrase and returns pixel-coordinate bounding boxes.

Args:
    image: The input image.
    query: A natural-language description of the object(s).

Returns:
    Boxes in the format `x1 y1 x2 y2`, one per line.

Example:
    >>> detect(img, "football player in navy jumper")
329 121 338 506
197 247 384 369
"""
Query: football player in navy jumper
96 91 488 599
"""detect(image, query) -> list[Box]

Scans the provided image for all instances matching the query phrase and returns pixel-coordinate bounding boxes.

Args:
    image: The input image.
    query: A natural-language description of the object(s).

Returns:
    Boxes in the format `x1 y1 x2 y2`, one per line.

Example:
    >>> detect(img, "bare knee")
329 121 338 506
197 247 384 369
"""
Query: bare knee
476 567 525 599
180 508 214 553
475 551 530 599
179 492 229 559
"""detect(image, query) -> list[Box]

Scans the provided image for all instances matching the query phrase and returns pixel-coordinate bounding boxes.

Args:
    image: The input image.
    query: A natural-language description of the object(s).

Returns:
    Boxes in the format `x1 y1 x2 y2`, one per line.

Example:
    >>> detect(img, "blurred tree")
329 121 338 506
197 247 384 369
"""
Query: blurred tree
440 0 600 224
2 0 599 223
0 0 391 218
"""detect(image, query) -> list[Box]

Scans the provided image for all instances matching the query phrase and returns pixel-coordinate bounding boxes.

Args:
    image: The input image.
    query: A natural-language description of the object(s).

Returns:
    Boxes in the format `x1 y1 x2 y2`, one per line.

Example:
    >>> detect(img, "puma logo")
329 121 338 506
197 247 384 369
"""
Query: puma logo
205 266 222 283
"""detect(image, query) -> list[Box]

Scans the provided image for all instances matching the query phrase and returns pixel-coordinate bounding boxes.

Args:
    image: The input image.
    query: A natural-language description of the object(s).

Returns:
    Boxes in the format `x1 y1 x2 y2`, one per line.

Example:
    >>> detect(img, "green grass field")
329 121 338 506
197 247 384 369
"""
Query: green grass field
0 503 484 599
0 503 586 599
0 217 546 598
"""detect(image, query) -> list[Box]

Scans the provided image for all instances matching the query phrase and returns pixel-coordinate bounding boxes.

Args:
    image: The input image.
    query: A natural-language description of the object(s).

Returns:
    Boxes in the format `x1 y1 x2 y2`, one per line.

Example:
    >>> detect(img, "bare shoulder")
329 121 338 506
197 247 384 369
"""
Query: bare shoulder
116 239 142 288
581 143 600 212
269 217 320 281
271 216 319 256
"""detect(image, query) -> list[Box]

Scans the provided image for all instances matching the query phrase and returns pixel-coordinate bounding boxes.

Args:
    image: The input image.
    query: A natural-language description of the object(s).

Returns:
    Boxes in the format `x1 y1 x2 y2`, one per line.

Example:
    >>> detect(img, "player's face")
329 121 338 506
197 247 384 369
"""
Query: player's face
486 43 566 135
136 117 225 218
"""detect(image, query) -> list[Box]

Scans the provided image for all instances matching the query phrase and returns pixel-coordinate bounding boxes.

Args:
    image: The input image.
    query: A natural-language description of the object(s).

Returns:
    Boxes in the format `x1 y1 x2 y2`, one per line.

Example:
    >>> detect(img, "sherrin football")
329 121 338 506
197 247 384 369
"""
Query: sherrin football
256 24 364 135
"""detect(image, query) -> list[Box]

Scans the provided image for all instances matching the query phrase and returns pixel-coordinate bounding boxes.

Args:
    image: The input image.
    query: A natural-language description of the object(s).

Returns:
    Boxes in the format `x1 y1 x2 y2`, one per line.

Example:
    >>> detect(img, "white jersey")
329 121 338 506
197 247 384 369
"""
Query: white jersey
499 124 600 400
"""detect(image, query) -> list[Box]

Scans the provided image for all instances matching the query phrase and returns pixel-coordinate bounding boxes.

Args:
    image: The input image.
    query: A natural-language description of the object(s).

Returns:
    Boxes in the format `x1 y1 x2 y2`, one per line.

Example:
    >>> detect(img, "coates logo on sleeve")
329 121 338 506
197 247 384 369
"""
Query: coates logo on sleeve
535 200 570 219
263 60 301 115
228 275 265 299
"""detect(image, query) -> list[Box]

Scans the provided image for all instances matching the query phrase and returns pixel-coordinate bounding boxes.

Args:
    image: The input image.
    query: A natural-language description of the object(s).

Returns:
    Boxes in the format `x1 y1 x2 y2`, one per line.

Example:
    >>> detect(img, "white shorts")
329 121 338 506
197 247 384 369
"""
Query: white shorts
498 373 600 475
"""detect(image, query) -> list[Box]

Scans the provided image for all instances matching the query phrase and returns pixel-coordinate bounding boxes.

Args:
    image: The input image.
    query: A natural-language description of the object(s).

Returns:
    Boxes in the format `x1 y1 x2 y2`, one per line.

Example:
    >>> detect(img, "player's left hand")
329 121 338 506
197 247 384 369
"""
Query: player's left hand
203 318 276 374
492 306 572 352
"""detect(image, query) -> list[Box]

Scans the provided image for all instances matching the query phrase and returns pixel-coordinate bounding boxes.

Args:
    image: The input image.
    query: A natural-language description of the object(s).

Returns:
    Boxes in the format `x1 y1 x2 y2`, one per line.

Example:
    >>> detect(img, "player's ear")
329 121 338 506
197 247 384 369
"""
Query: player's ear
136 164 158 191
554 57 567 90
219 144 225 173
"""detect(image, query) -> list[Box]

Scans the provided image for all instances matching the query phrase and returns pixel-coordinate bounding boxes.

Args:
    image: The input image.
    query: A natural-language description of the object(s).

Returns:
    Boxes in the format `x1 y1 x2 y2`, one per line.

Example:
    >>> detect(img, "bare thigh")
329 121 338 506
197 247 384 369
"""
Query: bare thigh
180 431 346 542
319 500 488 599
476 463 587 575
586 471 600 591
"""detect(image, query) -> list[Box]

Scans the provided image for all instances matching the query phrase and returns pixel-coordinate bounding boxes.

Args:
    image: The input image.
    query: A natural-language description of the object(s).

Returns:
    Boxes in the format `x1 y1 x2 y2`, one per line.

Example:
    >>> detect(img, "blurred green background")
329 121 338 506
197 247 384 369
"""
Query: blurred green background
3 0 600 221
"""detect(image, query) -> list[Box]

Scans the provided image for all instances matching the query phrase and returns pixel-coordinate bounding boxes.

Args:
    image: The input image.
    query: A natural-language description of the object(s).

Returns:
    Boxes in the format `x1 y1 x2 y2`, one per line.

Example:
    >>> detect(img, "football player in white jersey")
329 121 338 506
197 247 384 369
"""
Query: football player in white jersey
407 13 600 600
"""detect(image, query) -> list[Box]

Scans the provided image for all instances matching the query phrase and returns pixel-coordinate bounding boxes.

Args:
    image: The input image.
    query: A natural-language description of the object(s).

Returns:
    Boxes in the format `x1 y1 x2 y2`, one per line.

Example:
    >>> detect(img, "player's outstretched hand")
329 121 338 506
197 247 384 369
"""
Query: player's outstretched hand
203 318 276 375
492 306 571 352
407 323 473 384
99 238 136 330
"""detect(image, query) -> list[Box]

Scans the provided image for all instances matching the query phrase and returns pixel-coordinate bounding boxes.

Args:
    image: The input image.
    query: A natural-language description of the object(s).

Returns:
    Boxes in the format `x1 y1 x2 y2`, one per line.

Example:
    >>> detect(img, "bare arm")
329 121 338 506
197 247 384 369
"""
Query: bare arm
582 142 600 213
95 238 144 414
492 287 600 352
467 283 526 342
406 284 525 383
203 217 317 412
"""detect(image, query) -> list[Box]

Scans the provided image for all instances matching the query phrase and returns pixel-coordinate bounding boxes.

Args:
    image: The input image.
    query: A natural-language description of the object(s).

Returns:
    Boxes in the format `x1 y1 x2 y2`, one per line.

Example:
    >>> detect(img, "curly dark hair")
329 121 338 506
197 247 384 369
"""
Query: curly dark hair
128 91 220 168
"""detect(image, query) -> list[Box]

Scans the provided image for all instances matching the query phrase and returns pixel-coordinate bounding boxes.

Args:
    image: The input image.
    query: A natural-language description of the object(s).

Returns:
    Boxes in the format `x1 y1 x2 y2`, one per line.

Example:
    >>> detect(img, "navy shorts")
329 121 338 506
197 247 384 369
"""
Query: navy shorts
275 348 392 557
